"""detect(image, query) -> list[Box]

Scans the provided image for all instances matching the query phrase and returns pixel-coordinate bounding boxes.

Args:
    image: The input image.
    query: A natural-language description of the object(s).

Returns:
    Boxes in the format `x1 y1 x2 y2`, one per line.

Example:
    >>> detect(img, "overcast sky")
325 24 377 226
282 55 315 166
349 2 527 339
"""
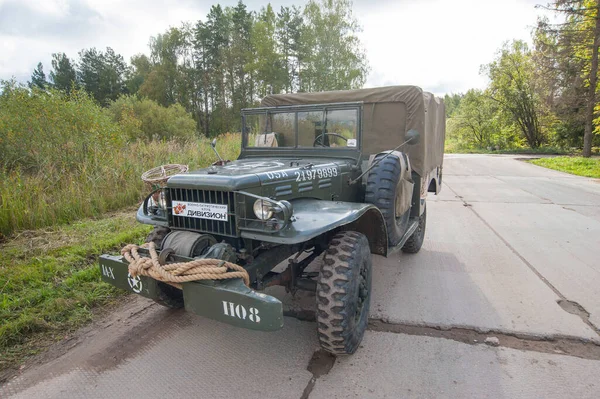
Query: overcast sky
0 0 553 95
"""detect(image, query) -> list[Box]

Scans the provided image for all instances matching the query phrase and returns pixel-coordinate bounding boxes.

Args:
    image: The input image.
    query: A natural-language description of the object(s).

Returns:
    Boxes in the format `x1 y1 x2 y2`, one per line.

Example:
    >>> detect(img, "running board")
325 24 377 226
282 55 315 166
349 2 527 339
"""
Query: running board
388 219 419 256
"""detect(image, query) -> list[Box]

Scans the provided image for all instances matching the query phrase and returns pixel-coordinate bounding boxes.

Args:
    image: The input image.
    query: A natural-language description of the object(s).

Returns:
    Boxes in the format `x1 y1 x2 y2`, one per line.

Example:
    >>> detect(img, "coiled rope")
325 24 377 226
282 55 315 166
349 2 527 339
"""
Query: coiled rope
121 242 250 288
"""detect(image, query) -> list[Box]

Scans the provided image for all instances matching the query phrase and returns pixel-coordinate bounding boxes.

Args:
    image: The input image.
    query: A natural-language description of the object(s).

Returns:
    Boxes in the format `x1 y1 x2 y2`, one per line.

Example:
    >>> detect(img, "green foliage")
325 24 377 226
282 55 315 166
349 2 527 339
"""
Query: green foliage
78 47 129 105
446 89 521 150
483 41 546 148
126 54 152 95
252 4 287 98
132 0 368 136
0 134 240 238
532 1 600 156
49 53 77 92
277 5 304 92
0 82 124 172
529 156 600 178
299 0 368 92
443 93 463 118
25 1 368 138
0 81 240 237
107 95 197 141
29 62 47 90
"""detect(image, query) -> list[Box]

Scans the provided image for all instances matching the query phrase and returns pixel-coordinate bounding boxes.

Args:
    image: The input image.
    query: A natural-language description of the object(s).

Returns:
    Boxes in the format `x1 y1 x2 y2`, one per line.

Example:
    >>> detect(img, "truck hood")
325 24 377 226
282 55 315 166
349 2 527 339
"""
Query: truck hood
167 158 353 191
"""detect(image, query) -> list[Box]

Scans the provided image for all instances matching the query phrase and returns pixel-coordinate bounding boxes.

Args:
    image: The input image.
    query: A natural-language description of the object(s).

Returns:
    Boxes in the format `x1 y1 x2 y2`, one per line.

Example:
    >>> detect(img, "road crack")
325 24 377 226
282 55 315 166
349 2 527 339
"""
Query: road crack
300 349 336 399
443 181 600 338
368 319 600 360
283 309 600 361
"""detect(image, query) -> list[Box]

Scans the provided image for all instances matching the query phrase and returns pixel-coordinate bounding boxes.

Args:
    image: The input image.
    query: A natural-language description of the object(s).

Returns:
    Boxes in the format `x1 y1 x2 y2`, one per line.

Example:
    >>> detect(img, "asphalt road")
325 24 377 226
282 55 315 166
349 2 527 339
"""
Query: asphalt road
2 154 600 398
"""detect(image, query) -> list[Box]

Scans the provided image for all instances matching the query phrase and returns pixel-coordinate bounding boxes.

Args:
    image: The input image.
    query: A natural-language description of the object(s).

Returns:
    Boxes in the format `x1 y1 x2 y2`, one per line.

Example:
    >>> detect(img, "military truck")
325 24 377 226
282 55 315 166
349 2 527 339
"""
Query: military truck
99 86 445 355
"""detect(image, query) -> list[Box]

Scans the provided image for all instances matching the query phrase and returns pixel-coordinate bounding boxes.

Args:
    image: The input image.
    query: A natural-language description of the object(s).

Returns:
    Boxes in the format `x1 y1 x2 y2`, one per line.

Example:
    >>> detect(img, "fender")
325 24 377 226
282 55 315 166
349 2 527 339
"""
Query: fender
240 198 388 256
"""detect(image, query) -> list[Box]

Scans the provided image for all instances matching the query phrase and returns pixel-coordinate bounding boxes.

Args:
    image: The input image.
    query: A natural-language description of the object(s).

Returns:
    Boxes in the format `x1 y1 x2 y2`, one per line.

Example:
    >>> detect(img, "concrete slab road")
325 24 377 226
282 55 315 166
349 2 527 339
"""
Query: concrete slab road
2 154 600 398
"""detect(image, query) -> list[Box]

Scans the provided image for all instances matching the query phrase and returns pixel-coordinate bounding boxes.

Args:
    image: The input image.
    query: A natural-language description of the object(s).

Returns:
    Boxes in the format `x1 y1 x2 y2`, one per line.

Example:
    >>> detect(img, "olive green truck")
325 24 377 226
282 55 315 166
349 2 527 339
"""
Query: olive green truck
99 86 445 354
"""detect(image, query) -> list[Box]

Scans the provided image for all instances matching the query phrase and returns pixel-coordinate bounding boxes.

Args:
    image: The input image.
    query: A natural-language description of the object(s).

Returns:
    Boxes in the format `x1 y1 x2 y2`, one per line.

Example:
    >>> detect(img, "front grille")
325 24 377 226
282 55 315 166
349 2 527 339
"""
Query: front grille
169 188 237 237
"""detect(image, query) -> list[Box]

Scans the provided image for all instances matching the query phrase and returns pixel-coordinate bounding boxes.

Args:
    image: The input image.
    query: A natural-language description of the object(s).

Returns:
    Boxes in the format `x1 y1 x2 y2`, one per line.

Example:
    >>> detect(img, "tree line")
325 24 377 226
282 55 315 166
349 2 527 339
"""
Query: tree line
27 0 367 137
446 0 599 157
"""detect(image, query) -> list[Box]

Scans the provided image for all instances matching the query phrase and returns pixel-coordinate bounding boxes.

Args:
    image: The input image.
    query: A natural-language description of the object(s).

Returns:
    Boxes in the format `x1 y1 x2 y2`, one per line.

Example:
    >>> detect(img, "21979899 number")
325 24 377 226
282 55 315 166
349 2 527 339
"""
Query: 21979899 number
295 167 338 182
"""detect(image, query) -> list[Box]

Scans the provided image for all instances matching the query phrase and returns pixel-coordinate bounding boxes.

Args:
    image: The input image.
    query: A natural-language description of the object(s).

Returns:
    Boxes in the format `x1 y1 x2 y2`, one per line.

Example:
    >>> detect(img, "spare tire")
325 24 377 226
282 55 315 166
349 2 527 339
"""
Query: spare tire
365 153 412 246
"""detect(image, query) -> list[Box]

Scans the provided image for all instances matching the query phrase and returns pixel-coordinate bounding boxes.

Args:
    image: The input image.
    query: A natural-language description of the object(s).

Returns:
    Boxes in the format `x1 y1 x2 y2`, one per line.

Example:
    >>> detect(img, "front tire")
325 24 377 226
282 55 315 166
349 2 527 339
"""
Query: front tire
316 231 372 355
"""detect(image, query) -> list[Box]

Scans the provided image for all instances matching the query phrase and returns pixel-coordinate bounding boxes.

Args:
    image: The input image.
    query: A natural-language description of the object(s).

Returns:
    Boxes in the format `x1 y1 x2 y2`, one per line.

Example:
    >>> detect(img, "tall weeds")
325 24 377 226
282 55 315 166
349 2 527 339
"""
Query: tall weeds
0 137 240 237
0 83 241 237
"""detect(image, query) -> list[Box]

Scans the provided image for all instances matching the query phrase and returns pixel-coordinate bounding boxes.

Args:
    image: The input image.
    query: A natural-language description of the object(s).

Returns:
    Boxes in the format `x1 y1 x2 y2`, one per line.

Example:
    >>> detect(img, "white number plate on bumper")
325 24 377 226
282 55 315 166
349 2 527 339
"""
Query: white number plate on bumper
172 201 228 221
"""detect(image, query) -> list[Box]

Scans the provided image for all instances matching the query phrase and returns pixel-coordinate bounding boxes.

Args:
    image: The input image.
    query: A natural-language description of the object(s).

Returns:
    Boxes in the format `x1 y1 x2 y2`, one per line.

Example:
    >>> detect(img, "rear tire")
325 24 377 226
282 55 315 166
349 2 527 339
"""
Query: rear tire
365 153 410 246
402 204 426 254
145 227 184 309
316 231 372 355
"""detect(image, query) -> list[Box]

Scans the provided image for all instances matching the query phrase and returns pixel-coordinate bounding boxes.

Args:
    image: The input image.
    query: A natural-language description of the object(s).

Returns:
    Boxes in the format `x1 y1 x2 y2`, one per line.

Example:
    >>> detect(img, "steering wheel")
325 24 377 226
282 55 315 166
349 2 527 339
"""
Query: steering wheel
313 132 348 147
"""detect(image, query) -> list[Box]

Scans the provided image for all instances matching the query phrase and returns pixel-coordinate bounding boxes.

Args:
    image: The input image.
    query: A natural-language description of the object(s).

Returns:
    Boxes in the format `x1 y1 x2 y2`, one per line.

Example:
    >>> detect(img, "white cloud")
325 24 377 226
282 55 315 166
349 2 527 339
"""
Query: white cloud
0 0 556 95
0 0 209 81
359 0 554 95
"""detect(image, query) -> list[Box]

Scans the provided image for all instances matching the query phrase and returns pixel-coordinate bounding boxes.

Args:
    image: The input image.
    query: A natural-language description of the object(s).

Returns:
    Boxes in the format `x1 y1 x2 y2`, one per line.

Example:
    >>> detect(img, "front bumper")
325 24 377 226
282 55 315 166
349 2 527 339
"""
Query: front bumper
99 252 283 331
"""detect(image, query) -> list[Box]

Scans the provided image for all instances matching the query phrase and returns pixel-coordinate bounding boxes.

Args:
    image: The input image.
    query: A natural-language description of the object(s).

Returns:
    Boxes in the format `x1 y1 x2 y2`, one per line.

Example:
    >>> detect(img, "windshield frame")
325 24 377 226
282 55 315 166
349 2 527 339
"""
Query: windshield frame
241 102 363 157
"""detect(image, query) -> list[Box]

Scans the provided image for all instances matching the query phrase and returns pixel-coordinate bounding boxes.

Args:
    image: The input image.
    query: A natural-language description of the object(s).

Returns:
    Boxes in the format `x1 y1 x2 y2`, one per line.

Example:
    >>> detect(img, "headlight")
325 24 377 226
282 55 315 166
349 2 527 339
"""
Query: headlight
253 199 274 220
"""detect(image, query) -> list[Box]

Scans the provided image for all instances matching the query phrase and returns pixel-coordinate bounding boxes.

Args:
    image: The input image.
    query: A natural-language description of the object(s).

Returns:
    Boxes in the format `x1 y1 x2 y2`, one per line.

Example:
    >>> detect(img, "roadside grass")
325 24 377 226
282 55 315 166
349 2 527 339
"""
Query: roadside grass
0 211 152 373
0 133 241 239
444 143 575 155
528 156 600 178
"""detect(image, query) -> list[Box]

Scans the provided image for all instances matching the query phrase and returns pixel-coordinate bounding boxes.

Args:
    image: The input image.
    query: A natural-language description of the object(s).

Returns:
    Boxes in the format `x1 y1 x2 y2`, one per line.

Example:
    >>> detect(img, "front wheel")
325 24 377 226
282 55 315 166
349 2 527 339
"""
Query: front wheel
402 203 427 253
316 231 372 355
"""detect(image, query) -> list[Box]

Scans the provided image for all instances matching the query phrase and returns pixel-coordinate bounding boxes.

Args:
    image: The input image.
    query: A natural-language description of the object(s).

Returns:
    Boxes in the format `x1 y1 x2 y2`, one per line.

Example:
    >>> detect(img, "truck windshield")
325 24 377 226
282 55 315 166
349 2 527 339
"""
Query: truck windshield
244 107 359 149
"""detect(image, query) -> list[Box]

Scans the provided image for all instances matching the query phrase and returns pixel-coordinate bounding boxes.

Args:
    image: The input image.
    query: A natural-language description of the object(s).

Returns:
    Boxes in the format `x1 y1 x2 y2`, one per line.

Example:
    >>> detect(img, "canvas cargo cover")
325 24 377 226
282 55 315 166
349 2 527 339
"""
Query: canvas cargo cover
261 86 445 177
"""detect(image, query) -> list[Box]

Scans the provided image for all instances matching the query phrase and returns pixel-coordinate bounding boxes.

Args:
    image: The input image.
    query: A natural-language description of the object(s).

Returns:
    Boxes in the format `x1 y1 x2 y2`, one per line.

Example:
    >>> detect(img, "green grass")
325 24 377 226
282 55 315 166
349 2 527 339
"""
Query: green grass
528 156 600 178
0 134 241 239
444 142 573 155
0 211 152 372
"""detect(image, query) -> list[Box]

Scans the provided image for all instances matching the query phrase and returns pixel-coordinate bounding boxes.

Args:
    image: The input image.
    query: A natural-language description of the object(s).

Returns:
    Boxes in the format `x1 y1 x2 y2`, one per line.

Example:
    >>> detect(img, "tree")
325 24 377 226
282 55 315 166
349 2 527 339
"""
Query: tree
448 90 511 148
101 47 129 102
49 53 77 92
536 0 600 155
251 5 286 98
533 18 582 147
144 28 188 107
300 0 368 92
126 54 152 94
277 6 304 92
125 0 369 136
78 47 128 105
483 41 545 148
443 93 463 118
29 62 47 89
230 1 254 107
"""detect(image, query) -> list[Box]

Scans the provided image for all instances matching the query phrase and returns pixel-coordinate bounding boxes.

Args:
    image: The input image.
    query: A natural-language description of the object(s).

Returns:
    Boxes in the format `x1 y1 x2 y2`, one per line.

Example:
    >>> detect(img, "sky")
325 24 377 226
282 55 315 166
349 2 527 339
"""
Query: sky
0 0 554 96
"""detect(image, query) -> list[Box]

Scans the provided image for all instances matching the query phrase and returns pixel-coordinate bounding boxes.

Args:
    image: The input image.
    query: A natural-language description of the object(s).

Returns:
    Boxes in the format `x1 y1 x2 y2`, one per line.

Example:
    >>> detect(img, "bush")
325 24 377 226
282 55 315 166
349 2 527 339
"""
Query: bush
0 82 124 172
0 81 240 237
107 95 196 141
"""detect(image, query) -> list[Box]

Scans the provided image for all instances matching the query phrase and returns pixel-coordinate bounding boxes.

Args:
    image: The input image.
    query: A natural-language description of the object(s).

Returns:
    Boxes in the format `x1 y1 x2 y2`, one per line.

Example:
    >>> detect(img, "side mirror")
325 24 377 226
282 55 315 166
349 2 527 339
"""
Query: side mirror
211 138 217 148
406 129 420 145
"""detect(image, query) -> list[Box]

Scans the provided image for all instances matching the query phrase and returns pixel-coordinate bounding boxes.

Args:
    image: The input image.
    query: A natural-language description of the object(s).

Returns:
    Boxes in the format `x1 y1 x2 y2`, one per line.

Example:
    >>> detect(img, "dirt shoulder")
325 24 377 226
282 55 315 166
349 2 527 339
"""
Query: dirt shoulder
0 208 151 378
